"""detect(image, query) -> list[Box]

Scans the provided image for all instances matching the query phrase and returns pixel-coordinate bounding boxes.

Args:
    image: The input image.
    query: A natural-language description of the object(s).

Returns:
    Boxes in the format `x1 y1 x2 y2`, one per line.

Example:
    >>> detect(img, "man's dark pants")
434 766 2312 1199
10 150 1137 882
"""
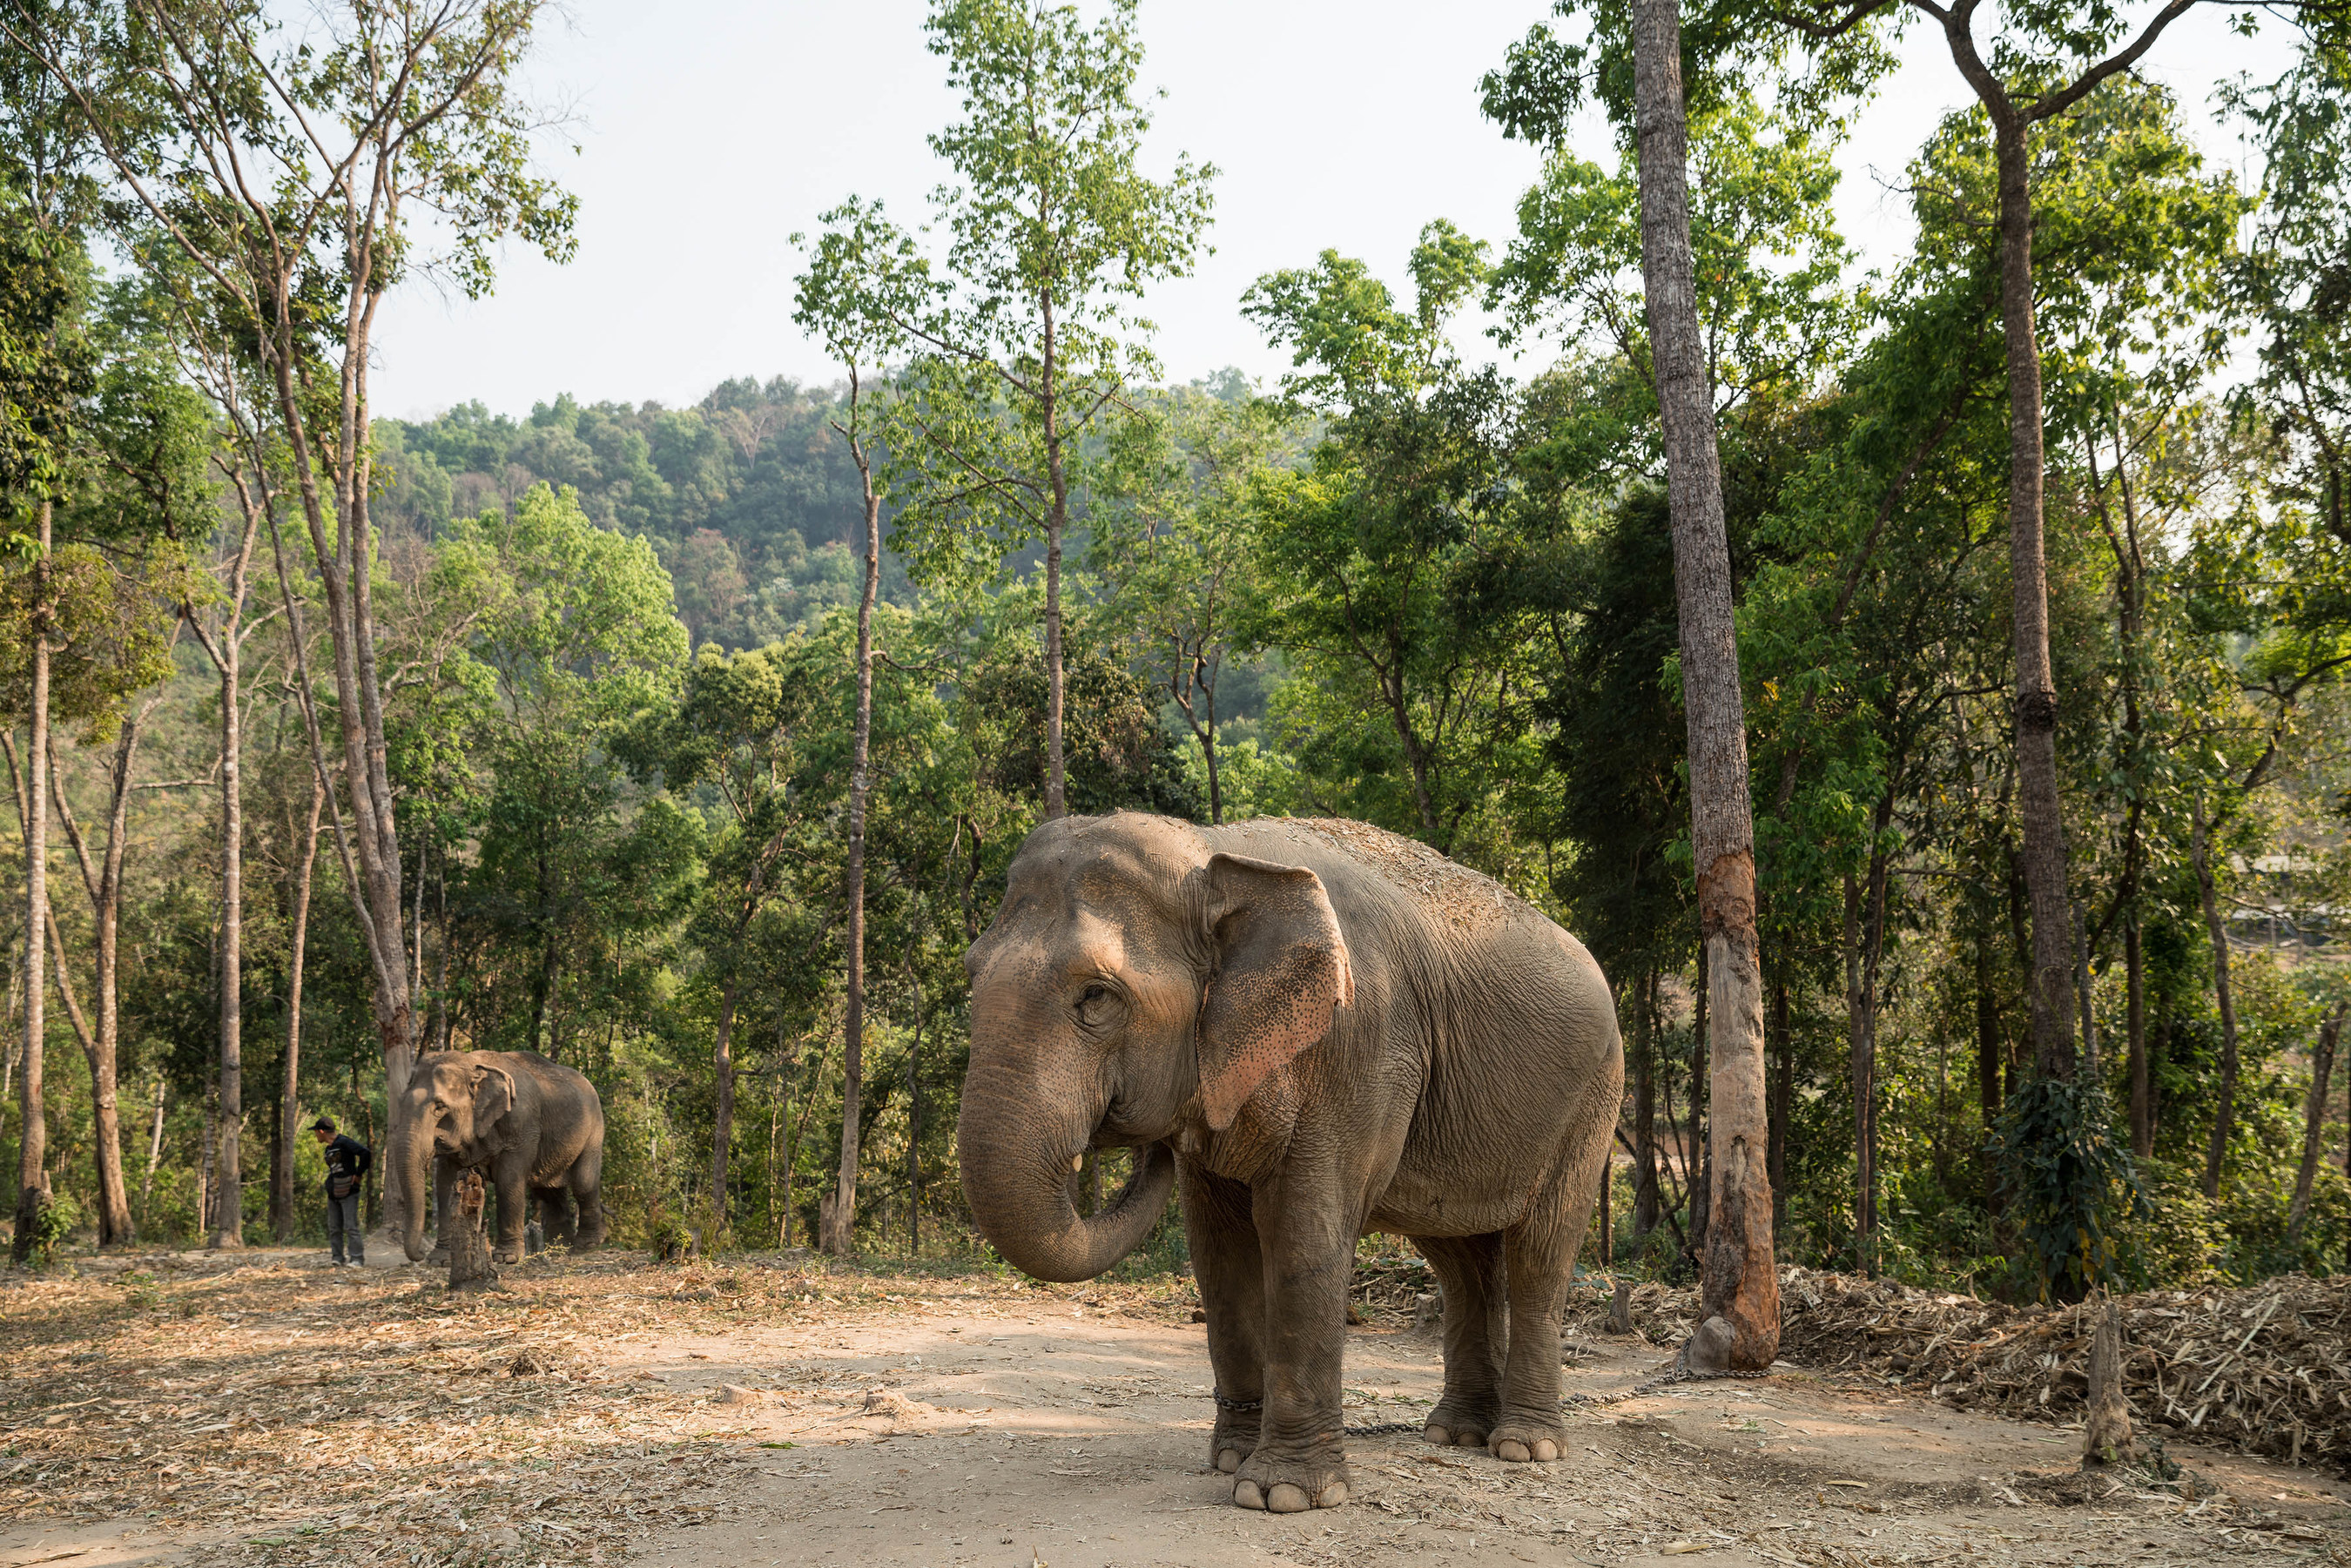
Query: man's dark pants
327 1193 364 1265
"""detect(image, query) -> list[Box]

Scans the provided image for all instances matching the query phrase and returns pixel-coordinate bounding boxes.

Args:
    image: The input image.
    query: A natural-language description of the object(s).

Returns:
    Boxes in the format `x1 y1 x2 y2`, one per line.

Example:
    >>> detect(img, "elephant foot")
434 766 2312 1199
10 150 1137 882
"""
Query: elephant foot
426 1248 450 1267
493 1245 522 1265
1209 1413 1260 1477
1234 1445 1349 1512
1423 1396 1497 1450
1488 1418 1563 1463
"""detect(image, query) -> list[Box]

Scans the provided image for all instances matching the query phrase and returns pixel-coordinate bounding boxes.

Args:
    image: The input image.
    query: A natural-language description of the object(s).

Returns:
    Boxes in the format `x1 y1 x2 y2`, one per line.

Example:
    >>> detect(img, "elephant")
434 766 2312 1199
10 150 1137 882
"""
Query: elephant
956 811 1622 1515
393 1050 609 1265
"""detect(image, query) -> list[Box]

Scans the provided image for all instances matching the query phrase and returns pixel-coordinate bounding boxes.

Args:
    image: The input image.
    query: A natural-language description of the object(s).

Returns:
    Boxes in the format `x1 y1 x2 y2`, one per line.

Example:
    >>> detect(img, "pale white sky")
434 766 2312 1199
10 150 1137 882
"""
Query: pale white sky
368 0 2296 423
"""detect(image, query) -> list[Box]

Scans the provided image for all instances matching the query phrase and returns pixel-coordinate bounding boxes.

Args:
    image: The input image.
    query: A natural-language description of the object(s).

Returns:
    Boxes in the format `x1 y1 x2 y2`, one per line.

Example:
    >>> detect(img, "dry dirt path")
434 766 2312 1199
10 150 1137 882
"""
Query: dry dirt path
0 1245 2343 1568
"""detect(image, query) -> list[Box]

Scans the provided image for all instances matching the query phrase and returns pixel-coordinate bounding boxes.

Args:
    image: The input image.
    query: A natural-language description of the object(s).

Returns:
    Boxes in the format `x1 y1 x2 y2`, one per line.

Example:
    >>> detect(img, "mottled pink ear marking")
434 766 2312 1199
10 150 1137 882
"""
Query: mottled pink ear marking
1196 853 1353 1132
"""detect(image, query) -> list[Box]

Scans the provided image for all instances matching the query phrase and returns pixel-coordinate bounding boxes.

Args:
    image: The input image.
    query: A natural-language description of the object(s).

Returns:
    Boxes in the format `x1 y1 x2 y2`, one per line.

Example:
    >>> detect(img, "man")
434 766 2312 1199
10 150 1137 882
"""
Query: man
313 1117 372 1268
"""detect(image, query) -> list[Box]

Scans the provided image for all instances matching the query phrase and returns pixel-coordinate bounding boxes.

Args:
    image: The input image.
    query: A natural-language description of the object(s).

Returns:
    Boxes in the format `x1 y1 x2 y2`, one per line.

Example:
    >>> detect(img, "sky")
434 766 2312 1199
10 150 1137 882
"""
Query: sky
367 0 2300 424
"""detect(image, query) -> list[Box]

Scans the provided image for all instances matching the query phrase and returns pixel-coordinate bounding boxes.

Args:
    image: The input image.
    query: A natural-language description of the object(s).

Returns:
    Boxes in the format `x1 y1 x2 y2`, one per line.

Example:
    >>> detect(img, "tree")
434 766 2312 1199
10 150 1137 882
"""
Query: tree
795 200 920 1255
1092 386 1292 824
1628 0 1776 1368
848 0 1212 821
12 0 578 1239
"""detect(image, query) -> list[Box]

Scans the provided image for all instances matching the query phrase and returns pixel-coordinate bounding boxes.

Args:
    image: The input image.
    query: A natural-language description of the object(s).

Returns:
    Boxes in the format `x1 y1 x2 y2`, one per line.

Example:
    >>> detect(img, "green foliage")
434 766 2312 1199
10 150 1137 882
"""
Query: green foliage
1989 1078 2146 1302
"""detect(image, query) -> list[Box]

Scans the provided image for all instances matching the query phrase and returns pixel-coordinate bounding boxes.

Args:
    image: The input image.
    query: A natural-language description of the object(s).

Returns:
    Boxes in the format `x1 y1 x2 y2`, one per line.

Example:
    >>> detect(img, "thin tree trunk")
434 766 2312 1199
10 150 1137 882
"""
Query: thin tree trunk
1633 974 1660 1237
2193 804 2240 1199
711 978 739 1217
1688 940 1711 1257
2125 918 2150 1159
1768 975 1789 1229
273 782 322 1242
211 629 246 1248
1846 794 1893 1275
13 500 53 1263
1632 0 1777 1369
826 398 885 1255
140 1073 165 1216
1990 119 2077 1081
2287 1002 2342 1242
1041 295 1068 821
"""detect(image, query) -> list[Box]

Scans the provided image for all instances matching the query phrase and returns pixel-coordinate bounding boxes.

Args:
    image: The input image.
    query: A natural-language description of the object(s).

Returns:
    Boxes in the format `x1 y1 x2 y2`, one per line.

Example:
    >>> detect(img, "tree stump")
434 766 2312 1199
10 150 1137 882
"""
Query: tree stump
2081 1293 2134 1468
448 1173 500 1292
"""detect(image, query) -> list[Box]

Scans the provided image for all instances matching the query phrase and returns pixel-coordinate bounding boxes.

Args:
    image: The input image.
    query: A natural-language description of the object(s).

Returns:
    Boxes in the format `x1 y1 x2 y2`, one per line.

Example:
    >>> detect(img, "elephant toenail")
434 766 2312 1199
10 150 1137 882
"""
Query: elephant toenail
1496 1440 1531 1462
1216 1450 1241 1474
1234 1480 1266 1510
1265 1484 1312 1513
1315 1482 1349 1508
1532 1440 1559 1462
1423 1423 1452 1446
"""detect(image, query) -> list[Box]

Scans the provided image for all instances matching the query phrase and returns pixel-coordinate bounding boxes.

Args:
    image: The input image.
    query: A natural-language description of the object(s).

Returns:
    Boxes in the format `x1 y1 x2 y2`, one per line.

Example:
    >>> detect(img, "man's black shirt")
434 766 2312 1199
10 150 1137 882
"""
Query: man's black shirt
323 1134 372 1198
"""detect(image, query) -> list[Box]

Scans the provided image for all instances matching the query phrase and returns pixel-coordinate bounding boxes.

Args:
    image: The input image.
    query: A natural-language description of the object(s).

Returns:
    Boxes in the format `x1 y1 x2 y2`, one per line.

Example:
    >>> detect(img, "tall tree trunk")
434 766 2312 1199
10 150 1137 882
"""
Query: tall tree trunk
1688 941 1711 1257
1632 974 1660 1237
211 634 246 1248
140 1073 165 1217
44 728 143 1248
2125 918 2150 1159
2287 1002 2344 1243
273 783 322 1242
13 500 53 1263
1632 0 1778 1369
2193 804 2240 1199
1768 975 1789 1229
711 979 738 1219
1846 795 1893 1275
1041 295 1068 820
1989 119 2078 1082
826 418 885 1255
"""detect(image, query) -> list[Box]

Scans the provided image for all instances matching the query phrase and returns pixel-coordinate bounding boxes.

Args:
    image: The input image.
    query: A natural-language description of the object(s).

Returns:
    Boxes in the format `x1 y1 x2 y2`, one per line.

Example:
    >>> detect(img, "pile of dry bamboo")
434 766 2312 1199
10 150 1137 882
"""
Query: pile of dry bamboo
1755 1268 2351 1472
1349 1256 2351 1472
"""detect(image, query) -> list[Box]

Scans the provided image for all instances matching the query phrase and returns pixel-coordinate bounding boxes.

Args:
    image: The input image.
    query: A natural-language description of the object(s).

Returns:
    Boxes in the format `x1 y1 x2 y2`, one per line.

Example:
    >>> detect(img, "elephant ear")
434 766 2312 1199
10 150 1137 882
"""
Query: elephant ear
471 1063 519 1130
1196 852 1354 1133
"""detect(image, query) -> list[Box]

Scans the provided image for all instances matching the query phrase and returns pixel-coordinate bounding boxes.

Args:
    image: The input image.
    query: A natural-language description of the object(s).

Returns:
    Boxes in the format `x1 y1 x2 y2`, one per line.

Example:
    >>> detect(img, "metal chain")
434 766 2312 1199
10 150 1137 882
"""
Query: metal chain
1235 1363 1777 1442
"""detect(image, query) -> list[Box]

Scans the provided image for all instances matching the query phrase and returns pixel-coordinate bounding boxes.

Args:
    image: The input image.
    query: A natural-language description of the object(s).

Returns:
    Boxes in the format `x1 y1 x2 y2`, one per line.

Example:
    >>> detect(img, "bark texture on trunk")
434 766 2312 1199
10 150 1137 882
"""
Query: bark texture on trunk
1631 0 1777 1371
1991 122 2078 1083
2287 1001 2344 1242
210 634 246 1248
1632 975 1660 1238
711 979 738 1215
825 403 886 1256
2193 807 2240 1200
1041 297 1068 822
2125 919 2151 1159
13 501 52 1262
273 784 322 1242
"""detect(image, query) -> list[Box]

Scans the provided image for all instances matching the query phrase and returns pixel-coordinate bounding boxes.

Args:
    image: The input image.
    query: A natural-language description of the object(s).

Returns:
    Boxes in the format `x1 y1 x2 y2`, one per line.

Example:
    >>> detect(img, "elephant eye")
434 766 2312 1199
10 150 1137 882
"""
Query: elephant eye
1079 984 1109 1006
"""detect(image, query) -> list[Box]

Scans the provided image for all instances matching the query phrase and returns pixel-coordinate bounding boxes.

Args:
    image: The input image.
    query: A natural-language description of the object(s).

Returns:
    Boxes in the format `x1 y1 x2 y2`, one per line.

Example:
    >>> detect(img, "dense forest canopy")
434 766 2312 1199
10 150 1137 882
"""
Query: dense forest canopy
3 0 2348 1304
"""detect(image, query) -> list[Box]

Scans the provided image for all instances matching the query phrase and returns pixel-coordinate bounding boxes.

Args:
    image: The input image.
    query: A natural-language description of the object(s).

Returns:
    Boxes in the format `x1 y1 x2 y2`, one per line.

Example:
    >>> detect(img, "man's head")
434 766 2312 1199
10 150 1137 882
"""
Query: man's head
312 1117 335 1147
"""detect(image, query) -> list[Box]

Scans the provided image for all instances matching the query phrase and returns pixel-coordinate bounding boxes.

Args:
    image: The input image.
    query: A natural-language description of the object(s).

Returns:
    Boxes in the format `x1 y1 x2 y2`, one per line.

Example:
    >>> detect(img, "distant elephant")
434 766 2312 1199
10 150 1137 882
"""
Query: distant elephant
956 812 1622 1515
393 1050 609 1265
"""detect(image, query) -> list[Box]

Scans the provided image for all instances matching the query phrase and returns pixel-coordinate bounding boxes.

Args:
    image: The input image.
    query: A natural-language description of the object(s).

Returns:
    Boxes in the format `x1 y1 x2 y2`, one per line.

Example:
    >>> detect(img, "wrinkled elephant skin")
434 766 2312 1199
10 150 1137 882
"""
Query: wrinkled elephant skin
955 812 1623 1513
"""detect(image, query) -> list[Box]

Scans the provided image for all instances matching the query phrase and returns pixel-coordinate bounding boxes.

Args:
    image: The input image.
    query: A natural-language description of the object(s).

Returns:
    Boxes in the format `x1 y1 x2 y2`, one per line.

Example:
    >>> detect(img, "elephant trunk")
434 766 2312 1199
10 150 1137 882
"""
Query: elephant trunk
957 1067 1174 1283
396 1103 440 1262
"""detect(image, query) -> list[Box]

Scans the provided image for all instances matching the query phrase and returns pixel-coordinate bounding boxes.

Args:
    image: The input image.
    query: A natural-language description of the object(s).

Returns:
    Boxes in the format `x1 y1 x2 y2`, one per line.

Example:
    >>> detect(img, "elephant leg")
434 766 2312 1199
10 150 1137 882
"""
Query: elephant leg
1180 1160 1267 1477
1228 1171 1353 1514
1414 1232 1507 1449
569 1145 607 1248
536 1188 574 1247
491 1160 529 1264
1492 1106 1613 1463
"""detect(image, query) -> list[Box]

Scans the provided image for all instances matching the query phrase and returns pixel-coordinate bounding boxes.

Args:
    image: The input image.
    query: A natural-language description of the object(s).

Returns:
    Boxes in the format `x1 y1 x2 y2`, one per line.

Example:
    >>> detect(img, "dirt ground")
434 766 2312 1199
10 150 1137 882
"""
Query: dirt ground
2 1242 2347 1568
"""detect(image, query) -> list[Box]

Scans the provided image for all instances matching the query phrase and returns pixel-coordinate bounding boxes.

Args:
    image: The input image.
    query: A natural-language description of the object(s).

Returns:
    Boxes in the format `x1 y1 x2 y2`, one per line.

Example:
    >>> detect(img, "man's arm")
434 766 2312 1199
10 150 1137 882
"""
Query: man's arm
351 1140 374 1180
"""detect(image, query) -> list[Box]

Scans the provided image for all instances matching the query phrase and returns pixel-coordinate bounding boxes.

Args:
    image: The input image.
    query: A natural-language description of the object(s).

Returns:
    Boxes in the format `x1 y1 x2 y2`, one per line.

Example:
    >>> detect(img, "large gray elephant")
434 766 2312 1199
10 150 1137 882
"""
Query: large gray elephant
957 812 1622 1515
393 1050 608 1264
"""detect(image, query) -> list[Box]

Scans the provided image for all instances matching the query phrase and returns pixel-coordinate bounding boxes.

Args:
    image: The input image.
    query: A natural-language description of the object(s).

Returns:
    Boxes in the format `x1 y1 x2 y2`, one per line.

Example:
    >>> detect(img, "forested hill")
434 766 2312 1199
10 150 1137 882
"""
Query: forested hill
374 378 893 649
